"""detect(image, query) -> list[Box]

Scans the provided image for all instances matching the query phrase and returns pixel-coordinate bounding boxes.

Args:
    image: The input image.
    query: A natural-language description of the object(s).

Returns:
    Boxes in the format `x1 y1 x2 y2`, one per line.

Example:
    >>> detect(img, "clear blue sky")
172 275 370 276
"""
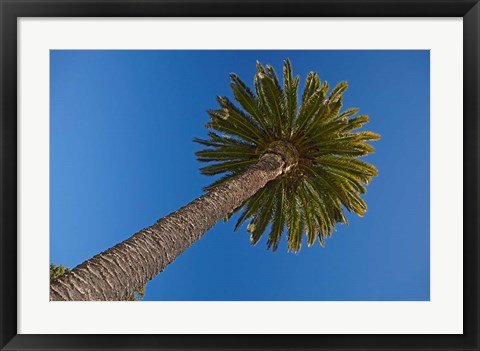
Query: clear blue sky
50 50 430 301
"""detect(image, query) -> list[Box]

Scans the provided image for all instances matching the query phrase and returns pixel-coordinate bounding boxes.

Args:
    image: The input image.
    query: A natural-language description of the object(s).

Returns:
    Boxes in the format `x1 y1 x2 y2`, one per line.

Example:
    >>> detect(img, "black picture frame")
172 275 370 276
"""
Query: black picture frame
1 0 478 350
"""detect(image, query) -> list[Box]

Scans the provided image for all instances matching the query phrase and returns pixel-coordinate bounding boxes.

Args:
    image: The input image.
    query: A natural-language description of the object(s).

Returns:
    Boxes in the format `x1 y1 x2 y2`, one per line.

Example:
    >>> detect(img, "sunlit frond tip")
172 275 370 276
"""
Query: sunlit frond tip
194 58 380 252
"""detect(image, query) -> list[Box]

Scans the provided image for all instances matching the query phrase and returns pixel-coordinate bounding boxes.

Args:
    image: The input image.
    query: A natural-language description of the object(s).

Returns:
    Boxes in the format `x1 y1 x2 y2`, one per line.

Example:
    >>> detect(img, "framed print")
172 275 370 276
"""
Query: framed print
1 0 479 350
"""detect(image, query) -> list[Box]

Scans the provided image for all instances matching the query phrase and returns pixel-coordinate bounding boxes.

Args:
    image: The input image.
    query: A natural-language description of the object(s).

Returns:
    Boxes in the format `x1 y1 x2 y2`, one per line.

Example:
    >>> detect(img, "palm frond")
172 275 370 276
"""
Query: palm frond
256 69 285 138
283 59 299 132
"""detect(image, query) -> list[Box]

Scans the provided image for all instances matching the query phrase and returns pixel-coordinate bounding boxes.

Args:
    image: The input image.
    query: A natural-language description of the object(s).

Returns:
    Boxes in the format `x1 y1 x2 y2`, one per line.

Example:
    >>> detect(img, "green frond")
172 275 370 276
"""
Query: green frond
256 60 266 74
323 167 368 194
355 131 381 141
205 121 260 146
308 166 354 212
248 183 278 245
329 81 348 101
337 107 359 120
293 89 325 137
297 81 331 136
265 64 281 90
343 115 370 132
199 159 257 176
302 179 334 236
195 147 256 163
298 119 348 149
256 71 285 138
324 98 343 121
285 187 303 252
267 180 286 251
229 73 271 135
297 187 318 247
234 185 270 231
214 97 266 142
283 59 299 131
316 156 378 178
301 72 321 105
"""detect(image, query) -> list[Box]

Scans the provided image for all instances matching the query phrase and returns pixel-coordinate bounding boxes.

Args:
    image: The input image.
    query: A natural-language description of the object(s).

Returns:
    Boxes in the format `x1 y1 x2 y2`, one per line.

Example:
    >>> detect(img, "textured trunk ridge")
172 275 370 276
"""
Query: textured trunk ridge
50 153 284 301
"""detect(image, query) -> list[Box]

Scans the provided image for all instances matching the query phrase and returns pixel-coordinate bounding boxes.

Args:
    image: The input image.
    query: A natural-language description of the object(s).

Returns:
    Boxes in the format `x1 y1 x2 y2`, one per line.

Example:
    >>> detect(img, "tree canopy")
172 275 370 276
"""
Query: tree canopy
195 59 379 252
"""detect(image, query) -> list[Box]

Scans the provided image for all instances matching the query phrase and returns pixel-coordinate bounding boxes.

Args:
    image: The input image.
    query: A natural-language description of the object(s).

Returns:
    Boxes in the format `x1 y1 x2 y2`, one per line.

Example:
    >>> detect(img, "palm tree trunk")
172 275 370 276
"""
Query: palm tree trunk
50 153 285 301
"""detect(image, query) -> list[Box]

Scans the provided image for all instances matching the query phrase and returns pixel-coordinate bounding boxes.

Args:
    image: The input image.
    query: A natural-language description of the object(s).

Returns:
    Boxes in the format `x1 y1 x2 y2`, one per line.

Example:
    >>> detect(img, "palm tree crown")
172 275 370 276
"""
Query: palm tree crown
194 59 379 252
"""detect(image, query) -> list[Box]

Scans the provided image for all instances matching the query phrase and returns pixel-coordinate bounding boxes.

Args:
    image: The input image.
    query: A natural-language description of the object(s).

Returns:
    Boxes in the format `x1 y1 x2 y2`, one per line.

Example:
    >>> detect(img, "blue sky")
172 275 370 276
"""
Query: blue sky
50 50 430 301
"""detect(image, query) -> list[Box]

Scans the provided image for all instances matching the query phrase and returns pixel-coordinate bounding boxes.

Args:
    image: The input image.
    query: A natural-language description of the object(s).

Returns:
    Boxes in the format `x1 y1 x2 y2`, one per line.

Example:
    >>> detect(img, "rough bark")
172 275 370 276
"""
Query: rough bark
50 153 285 301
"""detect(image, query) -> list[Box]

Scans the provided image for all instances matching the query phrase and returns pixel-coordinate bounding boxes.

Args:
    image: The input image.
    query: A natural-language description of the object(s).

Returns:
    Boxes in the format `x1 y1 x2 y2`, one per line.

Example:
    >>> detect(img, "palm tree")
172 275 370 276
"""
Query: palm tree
50 59 379 301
